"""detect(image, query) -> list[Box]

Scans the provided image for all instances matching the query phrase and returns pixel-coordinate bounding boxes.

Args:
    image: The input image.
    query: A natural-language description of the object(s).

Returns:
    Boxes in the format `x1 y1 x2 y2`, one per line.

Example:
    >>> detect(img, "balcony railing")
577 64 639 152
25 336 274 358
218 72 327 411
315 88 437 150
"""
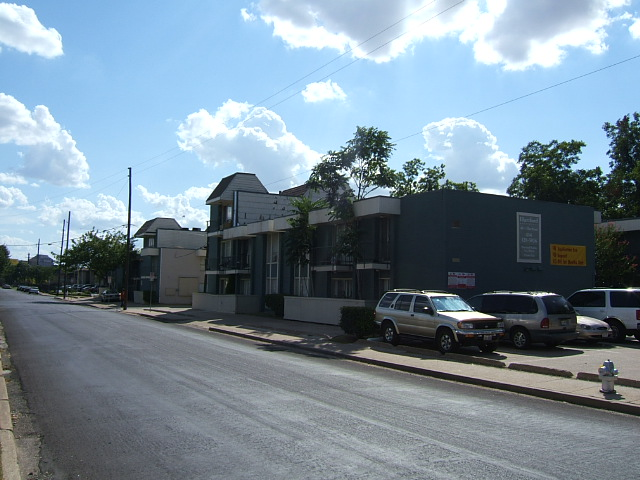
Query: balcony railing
218 255 251 271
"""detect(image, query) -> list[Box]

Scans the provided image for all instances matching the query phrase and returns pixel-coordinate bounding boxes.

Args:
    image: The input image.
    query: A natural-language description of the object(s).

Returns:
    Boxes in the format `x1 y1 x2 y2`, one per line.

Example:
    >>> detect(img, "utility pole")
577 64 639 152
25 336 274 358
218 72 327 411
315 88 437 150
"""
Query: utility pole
57 219 65 296
123 167 132 310
36 239 40 265
63 211 70 299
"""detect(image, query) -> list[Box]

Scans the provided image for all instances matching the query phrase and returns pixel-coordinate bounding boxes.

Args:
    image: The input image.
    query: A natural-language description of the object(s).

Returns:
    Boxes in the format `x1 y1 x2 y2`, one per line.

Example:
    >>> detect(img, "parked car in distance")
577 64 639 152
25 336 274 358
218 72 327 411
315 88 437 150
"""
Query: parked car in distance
466 291 578 349
2 284 11 289
374 289 505 353
576 315 612 342
567 288 640 342
28 287 39 294
99 290 121 302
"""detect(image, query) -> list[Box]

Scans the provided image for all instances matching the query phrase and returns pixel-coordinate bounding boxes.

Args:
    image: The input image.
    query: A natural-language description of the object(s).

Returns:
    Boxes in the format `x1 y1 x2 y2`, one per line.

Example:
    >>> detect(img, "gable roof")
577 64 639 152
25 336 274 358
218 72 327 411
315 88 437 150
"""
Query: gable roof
134 218 182 238
206 172 268 204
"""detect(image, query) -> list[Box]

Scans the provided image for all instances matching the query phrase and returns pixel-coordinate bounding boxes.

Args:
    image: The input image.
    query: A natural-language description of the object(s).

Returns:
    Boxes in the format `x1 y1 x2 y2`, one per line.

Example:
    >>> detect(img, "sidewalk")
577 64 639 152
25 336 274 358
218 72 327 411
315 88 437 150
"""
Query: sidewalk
111 301 640 417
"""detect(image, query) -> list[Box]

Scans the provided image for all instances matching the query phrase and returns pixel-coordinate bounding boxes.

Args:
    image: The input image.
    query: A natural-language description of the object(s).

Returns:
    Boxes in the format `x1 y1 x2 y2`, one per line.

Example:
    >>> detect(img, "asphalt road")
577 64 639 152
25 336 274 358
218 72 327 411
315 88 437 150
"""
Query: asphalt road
1 291 639 479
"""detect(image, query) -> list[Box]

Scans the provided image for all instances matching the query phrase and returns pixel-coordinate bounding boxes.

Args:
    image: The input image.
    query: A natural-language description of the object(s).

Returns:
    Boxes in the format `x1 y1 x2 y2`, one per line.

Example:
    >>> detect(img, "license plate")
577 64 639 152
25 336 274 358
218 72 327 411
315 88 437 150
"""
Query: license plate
483 335 493 340
560 320 567 326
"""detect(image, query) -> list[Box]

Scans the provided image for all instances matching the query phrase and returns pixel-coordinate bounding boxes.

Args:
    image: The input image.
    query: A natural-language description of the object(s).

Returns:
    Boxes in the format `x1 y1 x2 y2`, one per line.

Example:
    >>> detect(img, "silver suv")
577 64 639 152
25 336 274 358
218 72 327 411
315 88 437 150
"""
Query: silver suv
567 288 640 342
374 290 504 353
466 291 578 349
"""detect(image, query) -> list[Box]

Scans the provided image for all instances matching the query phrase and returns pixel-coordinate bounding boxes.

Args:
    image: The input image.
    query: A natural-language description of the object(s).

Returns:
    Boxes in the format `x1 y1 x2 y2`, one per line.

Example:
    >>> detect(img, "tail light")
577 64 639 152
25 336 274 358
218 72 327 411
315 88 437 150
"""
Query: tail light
636 310 640 321
540 317 550 329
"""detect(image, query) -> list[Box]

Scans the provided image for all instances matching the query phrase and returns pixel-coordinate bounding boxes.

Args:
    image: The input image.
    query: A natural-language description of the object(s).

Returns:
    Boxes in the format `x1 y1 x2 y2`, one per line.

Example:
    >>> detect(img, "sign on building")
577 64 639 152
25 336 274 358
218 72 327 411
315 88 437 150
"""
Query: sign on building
517 212 541 263
550 244 586 266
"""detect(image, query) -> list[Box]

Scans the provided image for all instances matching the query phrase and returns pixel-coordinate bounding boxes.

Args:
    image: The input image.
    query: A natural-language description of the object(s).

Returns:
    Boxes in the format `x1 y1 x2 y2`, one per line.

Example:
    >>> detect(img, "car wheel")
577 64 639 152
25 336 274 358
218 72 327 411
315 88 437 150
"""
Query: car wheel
510 327 531 349
606 319 626 343
436 328 459 354
381 322 399 346
479 343 498 353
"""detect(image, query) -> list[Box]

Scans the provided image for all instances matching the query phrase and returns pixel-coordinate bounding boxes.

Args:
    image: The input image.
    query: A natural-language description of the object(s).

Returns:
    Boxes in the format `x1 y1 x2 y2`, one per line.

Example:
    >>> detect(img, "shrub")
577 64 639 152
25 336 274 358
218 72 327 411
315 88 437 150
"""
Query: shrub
339 306 377 338
265 293 285 317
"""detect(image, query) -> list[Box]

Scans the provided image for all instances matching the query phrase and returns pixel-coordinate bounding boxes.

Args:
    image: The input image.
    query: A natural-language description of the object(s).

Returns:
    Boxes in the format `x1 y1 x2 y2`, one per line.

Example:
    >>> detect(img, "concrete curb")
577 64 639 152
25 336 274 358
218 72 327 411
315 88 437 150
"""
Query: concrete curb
0 360 20 480
207 325 640 416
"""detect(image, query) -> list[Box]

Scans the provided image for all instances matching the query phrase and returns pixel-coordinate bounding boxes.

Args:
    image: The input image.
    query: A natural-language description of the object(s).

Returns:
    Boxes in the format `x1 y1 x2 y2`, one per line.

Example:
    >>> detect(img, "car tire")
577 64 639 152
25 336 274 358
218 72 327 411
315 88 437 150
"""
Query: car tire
436 328 459 354
381 322 399 346
510 327 531 349
606 319 626 343
479 343 498 353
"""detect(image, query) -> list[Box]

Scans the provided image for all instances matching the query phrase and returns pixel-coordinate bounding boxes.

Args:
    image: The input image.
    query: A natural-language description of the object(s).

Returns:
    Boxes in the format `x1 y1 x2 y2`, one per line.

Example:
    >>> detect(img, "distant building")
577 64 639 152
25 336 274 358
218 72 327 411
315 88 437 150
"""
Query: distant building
134 218 206 305
28 254 55 267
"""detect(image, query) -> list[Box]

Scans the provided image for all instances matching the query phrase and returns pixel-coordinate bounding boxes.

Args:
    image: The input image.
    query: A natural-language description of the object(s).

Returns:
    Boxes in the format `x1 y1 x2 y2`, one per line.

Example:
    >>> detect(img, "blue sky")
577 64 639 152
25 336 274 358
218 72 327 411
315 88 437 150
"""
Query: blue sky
1 0 639 261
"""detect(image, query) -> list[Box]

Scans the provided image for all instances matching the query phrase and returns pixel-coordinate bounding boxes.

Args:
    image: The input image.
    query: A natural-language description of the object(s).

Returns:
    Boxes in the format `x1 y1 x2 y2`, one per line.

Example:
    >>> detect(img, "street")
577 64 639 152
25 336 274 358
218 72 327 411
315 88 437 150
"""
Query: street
1 291 639 479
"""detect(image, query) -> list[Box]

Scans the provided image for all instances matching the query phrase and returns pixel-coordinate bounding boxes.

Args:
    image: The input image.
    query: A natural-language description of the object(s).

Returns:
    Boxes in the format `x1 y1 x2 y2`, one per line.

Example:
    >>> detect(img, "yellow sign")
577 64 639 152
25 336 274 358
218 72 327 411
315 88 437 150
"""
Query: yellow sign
550 244 586 266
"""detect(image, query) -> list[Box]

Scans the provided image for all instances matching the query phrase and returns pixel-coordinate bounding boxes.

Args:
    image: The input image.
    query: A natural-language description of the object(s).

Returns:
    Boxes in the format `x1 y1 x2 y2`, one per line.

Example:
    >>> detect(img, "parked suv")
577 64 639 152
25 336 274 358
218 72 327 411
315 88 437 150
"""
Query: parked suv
374 289 504 353
466 291 578 349
567 288 640 342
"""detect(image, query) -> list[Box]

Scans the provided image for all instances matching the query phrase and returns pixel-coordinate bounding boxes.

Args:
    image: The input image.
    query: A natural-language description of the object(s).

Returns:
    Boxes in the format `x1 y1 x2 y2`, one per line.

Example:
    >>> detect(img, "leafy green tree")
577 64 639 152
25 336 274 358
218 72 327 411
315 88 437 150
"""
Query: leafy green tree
507 140 604 207
391 159 478 197
308 126 396 203
285 196 327 296
58 229 135 286
0 245 9 282
602 112 640 219
595 223 637 287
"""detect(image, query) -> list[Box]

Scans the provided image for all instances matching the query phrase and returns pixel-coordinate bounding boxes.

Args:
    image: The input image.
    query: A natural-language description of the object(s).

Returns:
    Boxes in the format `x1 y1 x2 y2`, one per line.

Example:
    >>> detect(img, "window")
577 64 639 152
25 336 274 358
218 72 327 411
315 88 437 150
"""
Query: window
377 292 397 308
413 295 431 313
332 277 353 298
610 290 640 308
293 262 310 297
569 291 605 307
394 294 413 311
266 233 279 294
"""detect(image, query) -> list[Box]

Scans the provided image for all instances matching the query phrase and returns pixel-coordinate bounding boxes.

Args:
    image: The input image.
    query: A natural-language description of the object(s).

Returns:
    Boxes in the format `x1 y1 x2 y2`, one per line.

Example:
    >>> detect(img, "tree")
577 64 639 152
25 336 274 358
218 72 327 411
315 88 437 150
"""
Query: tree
0 245 9 282
602 112 640 219
595 223 637 287
308 126 396 203
507 140 604 208
285 196 327 296
58 229 135 286
391 159 478 197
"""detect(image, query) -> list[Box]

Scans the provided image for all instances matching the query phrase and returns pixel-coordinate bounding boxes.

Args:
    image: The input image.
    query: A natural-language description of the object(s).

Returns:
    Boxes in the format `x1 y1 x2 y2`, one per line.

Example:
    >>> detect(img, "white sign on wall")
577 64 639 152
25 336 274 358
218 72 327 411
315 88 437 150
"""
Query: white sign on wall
517 212 541 263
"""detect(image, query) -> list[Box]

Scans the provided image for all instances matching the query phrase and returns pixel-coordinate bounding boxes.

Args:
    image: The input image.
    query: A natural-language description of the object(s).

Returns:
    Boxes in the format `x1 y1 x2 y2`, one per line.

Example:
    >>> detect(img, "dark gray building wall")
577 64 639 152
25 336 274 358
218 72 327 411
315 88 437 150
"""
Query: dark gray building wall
395 190 595 298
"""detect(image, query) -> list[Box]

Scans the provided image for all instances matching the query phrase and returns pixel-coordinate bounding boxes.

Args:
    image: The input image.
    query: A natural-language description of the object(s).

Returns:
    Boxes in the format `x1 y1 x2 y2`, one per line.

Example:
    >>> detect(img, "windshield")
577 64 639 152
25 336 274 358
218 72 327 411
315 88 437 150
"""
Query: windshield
431 295 474 312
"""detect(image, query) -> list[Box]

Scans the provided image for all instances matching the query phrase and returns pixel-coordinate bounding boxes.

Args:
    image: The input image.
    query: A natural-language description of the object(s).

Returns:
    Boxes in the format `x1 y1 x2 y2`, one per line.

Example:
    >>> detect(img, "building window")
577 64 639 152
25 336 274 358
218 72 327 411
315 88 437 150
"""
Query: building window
266 233 279 294
294 262 310 297
332 277 353 298
148 238 155 248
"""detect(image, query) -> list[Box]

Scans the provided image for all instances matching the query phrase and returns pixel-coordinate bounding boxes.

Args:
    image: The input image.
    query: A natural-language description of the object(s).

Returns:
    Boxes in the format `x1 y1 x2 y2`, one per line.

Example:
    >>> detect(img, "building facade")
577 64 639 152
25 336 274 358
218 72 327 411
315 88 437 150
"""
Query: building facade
135 218 206 305
199 173 596 319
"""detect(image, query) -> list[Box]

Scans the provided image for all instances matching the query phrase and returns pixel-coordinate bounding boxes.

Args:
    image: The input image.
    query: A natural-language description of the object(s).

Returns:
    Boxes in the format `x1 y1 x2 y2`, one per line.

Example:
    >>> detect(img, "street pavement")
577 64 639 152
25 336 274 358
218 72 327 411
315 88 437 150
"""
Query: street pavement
91 297 640 417
1 294 639 479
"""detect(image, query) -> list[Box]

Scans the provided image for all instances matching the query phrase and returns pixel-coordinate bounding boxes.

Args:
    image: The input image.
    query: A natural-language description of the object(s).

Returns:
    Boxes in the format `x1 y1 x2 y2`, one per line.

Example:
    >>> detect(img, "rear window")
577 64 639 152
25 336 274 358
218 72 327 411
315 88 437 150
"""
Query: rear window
610 290 640 308
482 294 538 314
541 295 574 314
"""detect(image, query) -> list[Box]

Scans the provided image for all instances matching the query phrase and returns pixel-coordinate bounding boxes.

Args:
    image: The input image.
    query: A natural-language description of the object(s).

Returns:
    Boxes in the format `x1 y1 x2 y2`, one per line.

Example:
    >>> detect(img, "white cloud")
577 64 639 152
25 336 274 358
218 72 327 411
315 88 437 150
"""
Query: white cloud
0 3 63 58
176 99 321 187
240 8 257 22
247 0 633 69
302 80 346 103
630 16 640 38
37 194 144 231
0 93 90 187
137 185 210 227
0 185 28 207
0 172 27 184
422 117 518 194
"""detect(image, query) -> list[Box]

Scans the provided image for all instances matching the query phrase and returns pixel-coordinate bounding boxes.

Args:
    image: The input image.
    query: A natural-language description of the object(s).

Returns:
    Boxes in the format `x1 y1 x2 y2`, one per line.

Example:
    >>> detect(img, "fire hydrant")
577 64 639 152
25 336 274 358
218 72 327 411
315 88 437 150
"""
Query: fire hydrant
598 359 618 393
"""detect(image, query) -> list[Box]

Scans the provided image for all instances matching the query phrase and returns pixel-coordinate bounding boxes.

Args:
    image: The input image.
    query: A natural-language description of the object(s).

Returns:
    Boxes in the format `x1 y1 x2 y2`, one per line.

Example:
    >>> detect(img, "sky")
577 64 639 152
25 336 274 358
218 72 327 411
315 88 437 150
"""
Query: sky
1 0 639 262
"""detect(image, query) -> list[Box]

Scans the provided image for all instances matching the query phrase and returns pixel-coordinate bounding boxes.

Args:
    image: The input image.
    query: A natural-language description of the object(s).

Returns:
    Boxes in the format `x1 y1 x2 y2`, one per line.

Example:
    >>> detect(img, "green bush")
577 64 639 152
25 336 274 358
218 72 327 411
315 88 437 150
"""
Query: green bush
339 306 377 338
265 293 285 317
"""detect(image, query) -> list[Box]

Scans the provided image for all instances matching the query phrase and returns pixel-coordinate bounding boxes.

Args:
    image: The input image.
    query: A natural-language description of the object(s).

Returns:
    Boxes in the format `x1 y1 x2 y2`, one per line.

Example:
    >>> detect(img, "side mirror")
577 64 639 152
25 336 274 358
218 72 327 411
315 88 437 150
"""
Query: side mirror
422 306 434 315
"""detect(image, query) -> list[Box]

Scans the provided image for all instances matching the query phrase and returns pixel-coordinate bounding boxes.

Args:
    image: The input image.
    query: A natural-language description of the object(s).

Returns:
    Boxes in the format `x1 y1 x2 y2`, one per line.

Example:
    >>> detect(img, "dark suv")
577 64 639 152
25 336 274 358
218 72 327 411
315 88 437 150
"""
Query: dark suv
467 291 578 349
